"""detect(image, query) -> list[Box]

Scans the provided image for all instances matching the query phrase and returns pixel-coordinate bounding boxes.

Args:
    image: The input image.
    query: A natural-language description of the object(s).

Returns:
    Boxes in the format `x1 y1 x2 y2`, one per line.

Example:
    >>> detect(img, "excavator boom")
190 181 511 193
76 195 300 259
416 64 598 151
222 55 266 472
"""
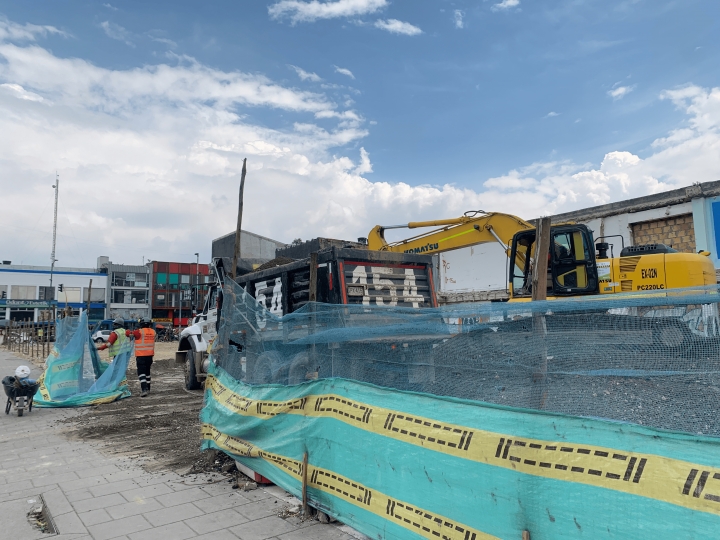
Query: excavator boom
368 211 534 256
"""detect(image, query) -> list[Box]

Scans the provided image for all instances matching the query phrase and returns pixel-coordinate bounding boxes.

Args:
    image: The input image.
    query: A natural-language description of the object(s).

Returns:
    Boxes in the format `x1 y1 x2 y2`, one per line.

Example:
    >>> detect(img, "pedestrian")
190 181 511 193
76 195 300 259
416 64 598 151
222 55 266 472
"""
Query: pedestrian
128 317 156 397
96 318 127 362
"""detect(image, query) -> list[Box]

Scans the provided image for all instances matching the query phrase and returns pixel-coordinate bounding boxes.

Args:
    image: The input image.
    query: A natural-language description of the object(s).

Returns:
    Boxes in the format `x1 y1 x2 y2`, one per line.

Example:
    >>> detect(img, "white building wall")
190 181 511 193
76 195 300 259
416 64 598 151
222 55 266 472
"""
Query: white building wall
0 267 108 321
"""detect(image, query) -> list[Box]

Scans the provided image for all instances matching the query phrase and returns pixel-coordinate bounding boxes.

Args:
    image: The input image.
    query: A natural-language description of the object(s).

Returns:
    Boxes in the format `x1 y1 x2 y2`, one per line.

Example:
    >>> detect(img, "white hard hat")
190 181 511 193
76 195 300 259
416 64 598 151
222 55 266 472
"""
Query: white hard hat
15 365 31 379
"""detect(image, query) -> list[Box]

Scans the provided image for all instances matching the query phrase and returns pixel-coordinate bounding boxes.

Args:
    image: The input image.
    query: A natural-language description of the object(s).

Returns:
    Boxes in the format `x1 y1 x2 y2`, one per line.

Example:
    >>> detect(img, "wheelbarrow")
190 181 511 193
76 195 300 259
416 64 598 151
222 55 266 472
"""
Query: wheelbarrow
2 376 39 417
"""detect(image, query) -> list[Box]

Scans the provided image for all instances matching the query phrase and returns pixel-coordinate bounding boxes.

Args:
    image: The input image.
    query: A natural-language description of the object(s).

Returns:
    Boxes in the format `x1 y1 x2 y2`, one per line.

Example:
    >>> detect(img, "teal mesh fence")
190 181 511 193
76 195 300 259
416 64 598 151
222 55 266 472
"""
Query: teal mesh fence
34 311 132 406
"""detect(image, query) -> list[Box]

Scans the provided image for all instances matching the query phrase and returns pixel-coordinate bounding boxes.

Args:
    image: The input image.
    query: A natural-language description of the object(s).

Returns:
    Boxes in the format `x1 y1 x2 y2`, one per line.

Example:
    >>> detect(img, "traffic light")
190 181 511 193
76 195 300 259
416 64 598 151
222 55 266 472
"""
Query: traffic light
58 284 64 292
1 290 5 299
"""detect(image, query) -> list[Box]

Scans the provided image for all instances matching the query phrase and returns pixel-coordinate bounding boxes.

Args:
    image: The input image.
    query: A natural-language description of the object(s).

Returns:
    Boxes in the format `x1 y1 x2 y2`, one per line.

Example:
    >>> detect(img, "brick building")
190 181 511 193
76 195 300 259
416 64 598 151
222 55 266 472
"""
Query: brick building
149 261 211 326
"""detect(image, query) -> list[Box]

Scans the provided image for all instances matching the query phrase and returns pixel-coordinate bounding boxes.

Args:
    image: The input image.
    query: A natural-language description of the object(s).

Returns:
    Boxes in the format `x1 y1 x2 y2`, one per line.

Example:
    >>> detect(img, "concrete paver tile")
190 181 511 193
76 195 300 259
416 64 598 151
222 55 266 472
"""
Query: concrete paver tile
120 482 175 502
32 472 79 488
185 508 249 535
102 470 144 483
43 487 74 516
193 531 241 540
106 497 164 519
236 488 274 502
72 493 127 514
76 465 121 479
193 493 251 513
278 524 354 540
143 501 205 527
128 520 198 540
78 508 113 526
53 510 89 535
235 499 285 521
156 486 210 508
230 515 299 540
61 474 109 492
89 479 139 498
63 489 94 503
87 515 153 540
198 482 244 498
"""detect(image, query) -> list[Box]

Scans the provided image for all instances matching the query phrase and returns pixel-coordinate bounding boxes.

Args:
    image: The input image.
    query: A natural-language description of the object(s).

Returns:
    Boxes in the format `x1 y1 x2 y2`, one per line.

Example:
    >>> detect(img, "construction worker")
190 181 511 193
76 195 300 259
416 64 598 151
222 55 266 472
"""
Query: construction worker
97 318 127 362
127 317 156 397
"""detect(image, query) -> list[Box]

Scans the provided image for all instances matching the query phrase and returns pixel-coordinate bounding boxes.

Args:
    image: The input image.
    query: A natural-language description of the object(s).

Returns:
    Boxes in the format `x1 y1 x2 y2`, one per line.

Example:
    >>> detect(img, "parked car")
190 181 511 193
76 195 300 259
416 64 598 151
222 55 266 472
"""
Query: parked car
91 329 112 343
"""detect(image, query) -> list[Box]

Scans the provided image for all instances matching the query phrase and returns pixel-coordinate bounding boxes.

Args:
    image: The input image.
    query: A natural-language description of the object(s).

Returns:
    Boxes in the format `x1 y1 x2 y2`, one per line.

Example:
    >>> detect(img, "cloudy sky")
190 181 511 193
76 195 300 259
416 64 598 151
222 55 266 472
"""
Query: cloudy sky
1 1 719 268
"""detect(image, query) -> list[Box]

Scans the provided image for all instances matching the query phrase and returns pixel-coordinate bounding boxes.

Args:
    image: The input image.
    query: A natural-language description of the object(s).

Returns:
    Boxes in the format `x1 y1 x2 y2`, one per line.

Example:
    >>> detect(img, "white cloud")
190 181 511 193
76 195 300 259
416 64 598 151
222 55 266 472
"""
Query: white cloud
269 0 387 23
334 65 355 79
150 37 177 48
103 3 118 10
608 84 635 100
2 16 720 269
544 111 560 118
0 83 43 102
374 19 422 36
453 10 464 29
100 21 135 47
491 0 520 12
0 16 68 41
289 65 322 82
354 147 373 174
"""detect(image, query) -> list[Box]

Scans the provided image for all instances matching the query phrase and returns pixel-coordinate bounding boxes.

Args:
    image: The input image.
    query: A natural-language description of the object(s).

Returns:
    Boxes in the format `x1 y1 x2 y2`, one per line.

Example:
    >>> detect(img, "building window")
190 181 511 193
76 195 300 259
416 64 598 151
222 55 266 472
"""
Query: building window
84 288 105 302
59 287 81 303
131 290 148 304
169 274 179 285
156 273 167 284
154 294 166 307
113 272 149 287
38 286 55 301
181 275 190 284
10 285 36 300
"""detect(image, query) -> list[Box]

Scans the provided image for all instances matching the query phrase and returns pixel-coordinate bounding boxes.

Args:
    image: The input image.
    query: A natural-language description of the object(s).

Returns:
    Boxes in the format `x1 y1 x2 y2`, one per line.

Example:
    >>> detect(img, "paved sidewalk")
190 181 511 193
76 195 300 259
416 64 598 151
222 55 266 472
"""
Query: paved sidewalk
0 350 361 540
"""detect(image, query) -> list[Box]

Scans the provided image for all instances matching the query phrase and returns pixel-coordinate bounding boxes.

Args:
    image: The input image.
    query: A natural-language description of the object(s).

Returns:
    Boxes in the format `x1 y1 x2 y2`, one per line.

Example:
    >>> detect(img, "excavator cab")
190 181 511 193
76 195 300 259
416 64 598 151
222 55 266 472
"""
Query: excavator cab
509 224 599 298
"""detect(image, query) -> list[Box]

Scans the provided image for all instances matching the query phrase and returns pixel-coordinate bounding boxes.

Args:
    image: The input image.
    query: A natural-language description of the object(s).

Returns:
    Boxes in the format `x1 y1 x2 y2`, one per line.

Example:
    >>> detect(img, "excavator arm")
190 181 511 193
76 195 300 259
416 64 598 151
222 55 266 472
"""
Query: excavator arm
367 211 534 256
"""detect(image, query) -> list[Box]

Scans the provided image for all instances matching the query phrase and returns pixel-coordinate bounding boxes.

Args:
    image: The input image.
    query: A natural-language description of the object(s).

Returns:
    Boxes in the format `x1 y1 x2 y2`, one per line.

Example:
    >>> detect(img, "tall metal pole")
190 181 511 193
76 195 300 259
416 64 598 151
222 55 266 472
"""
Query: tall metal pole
50 172 59 322
50 172 59 288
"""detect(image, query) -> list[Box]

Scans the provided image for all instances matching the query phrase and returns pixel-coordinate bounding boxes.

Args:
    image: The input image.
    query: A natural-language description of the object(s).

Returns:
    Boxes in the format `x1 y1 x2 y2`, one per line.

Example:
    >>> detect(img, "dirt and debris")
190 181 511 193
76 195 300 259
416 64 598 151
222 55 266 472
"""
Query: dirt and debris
59 343 226 475
254 256 297 272
27 505 48 533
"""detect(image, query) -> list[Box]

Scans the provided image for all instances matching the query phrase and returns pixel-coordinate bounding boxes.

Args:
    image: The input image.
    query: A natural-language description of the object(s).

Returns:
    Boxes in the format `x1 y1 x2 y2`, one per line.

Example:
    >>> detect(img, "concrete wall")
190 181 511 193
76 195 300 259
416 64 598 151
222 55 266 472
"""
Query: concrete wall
212 230 286 261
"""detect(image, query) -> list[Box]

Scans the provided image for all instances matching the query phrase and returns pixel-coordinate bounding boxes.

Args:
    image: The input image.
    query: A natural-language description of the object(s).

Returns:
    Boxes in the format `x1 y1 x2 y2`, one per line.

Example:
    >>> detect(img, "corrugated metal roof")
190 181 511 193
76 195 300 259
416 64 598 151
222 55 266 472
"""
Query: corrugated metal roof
108 264 148 273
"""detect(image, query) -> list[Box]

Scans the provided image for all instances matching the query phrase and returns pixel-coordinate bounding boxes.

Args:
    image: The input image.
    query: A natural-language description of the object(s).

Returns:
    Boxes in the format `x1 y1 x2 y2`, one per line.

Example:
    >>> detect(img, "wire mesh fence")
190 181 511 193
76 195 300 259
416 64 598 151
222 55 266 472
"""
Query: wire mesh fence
212 278 720 437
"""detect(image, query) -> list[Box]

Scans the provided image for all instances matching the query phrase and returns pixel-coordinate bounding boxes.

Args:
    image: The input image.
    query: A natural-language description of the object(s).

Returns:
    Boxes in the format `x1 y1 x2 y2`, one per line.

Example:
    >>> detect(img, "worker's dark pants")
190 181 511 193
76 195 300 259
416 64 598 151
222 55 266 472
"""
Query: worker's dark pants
136 356 153 390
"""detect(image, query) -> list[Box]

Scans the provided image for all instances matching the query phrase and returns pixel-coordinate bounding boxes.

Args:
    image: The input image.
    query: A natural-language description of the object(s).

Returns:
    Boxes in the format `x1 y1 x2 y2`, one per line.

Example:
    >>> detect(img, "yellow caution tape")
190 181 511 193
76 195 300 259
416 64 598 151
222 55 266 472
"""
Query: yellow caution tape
206 374 720 516
201 423 496 540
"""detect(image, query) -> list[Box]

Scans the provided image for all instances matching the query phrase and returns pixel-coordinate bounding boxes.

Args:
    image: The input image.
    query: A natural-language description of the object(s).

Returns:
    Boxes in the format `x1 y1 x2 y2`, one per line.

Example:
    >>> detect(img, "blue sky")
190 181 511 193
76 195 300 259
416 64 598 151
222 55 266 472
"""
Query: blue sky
1 1 719 267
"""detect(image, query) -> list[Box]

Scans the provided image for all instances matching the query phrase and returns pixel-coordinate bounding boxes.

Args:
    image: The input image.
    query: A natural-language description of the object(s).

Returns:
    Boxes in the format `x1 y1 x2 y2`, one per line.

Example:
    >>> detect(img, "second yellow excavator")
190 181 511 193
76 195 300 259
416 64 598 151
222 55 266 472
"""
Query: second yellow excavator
367 210 716 300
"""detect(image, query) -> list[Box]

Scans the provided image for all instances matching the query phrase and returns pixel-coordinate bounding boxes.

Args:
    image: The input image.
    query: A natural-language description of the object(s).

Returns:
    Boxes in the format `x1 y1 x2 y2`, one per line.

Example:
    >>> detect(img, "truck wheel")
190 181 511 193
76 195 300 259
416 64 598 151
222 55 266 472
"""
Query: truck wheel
251 351 285 384
185 349 201 390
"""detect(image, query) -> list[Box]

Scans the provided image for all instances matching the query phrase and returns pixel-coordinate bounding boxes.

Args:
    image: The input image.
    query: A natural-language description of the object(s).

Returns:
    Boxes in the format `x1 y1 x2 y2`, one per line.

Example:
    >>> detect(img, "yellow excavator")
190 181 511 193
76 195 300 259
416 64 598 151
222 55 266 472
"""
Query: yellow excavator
367 210 717 300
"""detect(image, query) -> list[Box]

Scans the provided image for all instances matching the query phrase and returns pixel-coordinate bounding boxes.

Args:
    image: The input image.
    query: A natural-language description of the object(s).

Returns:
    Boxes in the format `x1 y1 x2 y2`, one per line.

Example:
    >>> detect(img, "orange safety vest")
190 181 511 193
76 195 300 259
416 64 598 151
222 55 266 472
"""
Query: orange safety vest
135 328 156 357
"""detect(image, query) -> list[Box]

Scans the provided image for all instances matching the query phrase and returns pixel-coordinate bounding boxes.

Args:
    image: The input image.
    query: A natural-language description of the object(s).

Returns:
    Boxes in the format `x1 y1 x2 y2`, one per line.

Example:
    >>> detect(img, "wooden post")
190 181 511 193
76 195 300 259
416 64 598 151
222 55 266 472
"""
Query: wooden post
231 158 247 280
531 217 552 301
302 451 309 516
532 217 552 409
86 279 93 316
308 253 318 303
